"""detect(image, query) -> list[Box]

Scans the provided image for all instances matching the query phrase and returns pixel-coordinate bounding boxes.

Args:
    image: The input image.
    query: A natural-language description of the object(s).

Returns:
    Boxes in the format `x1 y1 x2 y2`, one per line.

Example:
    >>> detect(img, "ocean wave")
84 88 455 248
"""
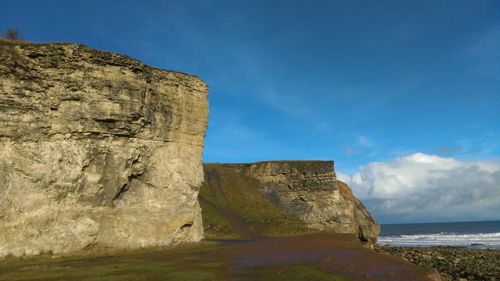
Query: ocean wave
377 232 500 249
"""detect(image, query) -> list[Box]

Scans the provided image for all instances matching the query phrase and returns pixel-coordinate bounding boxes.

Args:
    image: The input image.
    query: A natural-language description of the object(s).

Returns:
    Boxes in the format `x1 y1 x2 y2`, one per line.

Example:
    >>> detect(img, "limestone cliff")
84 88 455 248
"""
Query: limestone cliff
242 161 380 243
0 40 208 257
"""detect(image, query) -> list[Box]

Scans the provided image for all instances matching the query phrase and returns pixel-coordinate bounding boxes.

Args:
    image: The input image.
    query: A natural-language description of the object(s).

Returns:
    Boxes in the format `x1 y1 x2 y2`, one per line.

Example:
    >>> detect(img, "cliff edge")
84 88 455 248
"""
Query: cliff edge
0 40 208 257
243 161 380 243
201 161 380 244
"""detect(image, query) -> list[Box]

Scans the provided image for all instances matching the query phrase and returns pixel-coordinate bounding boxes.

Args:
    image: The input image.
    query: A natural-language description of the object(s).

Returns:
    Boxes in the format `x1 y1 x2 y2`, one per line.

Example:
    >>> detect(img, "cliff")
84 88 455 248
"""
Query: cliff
201 161 380 244
200 164 313 239
0 40 208 257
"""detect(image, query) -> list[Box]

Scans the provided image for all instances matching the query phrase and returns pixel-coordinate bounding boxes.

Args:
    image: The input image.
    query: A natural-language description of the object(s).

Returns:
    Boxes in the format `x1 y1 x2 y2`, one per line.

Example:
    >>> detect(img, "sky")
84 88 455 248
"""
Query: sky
1 0 499 223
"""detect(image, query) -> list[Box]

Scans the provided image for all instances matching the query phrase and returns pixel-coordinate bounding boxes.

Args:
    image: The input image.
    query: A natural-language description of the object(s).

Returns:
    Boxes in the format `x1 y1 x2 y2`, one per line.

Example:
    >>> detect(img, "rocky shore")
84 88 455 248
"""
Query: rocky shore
377 246 500 281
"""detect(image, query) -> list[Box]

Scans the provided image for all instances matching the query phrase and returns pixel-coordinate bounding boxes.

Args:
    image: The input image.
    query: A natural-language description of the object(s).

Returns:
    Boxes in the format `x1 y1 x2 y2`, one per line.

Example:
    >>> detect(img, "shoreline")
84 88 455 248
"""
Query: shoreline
376 245 500 281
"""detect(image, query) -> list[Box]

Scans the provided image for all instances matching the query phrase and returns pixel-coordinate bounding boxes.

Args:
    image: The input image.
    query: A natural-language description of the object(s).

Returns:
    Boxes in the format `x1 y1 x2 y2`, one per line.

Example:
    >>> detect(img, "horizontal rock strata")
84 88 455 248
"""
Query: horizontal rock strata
211 161 380 244
243 161 380 243
0 40 208 257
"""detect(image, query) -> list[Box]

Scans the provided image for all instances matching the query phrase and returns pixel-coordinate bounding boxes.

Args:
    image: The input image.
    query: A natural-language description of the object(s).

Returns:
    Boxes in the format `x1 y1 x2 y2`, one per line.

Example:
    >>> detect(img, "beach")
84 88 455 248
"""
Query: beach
377 245 499 281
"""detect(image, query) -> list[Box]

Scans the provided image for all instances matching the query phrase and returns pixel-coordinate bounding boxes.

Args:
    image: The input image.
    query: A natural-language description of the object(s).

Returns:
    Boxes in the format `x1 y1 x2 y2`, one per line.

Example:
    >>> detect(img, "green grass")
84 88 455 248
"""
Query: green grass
0 242 353 281
198 195 242 239
0 164 355 281
0 243 227 281
200 164 313 239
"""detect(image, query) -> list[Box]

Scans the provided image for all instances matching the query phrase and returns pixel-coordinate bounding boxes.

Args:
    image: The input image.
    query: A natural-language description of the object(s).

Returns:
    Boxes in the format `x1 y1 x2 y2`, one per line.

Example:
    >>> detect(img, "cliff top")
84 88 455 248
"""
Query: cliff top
0 39 206 85
0 38 209 143
204 160 335 174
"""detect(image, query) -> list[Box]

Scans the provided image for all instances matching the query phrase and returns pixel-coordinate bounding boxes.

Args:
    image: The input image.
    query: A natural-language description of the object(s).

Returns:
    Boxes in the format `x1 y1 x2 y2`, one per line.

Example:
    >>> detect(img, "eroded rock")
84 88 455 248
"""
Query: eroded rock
242 161 380 244
216 161 380 244
0 40 208 257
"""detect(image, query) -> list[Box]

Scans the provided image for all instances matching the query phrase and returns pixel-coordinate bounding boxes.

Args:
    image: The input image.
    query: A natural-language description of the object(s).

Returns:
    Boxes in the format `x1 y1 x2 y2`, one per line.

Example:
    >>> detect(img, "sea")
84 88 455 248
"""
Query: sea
377 220 500 249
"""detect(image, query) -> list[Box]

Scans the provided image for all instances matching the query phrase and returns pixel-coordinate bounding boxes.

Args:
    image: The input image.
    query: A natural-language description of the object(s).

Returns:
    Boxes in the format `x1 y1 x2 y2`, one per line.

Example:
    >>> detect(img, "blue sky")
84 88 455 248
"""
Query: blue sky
2 0 499 223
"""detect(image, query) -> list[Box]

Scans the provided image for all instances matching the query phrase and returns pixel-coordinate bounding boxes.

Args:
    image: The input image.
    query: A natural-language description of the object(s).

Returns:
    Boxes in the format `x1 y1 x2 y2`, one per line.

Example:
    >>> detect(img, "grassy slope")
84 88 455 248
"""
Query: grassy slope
199 164 313 239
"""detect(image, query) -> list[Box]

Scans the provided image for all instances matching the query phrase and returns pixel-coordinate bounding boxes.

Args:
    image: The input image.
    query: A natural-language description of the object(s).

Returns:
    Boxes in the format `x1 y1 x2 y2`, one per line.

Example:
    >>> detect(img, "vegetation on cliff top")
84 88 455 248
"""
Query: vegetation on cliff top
3 28 20 40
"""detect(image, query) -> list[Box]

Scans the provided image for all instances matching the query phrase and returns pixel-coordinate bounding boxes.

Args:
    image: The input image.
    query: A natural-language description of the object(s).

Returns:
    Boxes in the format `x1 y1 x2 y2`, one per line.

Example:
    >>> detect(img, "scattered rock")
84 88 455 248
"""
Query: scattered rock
378 246 500 281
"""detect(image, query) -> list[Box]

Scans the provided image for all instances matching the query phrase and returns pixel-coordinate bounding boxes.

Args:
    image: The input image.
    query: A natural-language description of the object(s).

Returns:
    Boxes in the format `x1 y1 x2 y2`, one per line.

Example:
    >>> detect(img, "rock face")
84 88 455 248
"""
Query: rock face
242 161 380 244
0 40 208 257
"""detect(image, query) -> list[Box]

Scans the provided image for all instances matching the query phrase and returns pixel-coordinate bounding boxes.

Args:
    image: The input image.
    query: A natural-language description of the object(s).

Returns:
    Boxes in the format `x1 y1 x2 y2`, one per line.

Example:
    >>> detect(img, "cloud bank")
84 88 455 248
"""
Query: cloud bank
337 153 500 223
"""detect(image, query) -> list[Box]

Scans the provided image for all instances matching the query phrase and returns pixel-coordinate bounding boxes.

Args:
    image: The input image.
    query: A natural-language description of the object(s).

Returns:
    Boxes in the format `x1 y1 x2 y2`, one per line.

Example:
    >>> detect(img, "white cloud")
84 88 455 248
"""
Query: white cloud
337 153 500 223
